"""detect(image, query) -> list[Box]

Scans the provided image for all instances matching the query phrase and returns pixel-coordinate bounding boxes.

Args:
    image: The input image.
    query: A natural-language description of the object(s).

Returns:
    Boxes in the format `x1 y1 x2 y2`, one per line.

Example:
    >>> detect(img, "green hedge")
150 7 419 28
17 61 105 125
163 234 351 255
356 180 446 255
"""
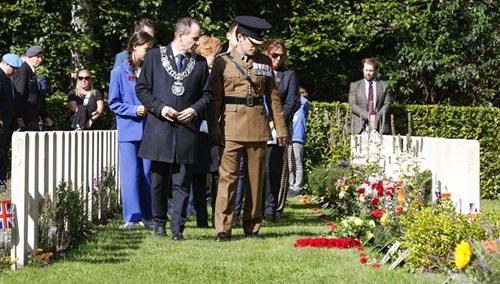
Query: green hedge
305 102 500 199
46 97 499 198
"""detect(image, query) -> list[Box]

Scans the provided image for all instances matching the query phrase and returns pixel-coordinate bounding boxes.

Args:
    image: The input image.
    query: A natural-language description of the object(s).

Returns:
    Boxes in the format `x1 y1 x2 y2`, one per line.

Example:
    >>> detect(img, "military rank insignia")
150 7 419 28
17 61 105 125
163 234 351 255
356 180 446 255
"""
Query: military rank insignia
253 63 273 77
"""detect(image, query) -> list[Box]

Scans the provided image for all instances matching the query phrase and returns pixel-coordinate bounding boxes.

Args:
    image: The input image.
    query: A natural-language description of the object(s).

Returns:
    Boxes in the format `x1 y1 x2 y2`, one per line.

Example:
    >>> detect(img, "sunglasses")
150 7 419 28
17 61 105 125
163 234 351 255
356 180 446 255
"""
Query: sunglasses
78 76 90 81
270 53 284 59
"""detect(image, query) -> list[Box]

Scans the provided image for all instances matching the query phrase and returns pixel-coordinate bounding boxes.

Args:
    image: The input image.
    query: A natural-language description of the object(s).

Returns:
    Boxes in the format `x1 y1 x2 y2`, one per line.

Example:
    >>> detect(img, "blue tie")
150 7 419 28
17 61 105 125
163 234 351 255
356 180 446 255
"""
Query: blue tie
176 54 184 72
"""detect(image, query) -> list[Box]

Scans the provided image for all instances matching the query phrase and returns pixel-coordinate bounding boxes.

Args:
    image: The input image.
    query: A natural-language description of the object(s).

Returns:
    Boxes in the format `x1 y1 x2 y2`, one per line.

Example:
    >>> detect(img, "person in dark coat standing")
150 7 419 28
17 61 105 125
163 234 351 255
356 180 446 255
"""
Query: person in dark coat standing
262 38 300 221
12 46 53 131
0 53 23 186
135 17 212 240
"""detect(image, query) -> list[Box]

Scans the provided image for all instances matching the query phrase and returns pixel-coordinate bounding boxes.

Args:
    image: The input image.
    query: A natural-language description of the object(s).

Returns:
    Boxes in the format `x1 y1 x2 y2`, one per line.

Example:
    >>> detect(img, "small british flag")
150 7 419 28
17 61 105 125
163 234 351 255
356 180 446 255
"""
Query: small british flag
0 200 14 230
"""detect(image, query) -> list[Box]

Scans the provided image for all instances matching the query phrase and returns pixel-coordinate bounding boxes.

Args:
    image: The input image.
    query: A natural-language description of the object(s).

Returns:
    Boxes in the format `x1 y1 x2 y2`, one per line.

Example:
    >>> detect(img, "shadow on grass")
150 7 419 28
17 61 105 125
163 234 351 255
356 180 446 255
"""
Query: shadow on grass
266 215 326 227
188 229 330 241
286 202 323 210
64 224 148 264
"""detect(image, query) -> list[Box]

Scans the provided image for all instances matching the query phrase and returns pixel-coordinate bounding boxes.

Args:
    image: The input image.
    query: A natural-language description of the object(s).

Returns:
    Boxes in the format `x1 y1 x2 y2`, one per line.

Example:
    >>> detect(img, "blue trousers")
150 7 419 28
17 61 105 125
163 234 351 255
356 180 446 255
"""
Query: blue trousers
119 141 152 222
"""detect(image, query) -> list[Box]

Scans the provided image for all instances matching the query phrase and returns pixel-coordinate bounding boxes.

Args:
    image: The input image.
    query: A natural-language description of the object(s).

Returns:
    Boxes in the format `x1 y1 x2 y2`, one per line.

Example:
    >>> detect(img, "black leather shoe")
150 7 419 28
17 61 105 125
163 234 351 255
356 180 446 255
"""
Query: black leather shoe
154 223 167 237
232 216 241 227
196 221 209 228
215 232 230 242
171 232 184 241
245 232 263 239
264 214 276 222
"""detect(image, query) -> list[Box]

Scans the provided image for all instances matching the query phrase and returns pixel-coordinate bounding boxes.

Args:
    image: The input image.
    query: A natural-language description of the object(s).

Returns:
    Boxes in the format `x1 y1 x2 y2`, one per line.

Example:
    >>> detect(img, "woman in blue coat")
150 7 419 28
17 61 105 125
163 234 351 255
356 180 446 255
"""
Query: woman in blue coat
108 31 154 229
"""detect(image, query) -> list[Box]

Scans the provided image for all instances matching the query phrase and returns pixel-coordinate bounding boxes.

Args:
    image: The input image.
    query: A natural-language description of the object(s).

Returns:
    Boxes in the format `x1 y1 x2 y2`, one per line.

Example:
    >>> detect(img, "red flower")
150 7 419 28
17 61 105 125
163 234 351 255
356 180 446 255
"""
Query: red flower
395 206 404 214
293 237 361 249
326 222 336 231
375 182 384 196
357 188 365 194
370 199 379 206
360 257 369 263
371 263 381 269
371 209 383 219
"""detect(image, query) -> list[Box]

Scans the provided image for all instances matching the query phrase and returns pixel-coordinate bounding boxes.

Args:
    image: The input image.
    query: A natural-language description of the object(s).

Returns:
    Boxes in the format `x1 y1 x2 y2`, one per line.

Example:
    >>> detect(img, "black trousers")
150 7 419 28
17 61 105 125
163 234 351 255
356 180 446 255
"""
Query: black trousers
263 145 285 216
209 172 219 222
0 129 12 184
191 173 208 227
151 161 192 234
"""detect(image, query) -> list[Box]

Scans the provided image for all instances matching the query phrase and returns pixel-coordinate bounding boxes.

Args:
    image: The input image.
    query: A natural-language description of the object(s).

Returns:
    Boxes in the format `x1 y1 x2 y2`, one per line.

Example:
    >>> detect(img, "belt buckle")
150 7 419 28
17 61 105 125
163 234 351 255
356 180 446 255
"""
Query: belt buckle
246 97 254 107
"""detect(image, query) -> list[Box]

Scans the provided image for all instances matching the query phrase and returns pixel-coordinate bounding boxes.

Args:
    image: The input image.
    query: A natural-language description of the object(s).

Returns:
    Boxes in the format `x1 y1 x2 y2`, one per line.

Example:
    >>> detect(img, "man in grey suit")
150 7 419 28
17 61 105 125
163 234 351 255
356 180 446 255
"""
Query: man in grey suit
348 57 392 134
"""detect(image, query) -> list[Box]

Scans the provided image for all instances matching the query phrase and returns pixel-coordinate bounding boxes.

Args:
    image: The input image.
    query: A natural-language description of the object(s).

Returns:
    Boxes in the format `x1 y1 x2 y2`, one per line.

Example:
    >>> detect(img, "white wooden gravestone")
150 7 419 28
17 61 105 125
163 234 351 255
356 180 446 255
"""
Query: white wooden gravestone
351 132 480 213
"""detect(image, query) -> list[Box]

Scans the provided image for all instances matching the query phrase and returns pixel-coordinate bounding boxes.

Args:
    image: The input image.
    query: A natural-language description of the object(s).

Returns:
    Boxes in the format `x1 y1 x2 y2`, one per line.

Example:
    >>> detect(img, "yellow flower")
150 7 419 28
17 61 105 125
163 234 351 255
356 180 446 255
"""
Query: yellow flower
365 232 374 241
380 213 389 226
454 241 472 269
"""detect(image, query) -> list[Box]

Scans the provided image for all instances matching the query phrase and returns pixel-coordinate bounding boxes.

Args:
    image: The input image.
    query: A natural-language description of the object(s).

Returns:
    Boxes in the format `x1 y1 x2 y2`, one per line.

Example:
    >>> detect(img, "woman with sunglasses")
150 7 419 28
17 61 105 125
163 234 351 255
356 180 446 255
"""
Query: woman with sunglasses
262 38 300 221
108 31 154 230
67 69 104 130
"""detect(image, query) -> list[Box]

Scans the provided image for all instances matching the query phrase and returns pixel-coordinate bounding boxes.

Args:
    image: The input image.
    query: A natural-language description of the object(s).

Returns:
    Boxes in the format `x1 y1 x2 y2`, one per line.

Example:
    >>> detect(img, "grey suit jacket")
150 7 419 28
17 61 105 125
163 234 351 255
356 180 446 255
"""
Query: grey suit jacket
348 78 392 134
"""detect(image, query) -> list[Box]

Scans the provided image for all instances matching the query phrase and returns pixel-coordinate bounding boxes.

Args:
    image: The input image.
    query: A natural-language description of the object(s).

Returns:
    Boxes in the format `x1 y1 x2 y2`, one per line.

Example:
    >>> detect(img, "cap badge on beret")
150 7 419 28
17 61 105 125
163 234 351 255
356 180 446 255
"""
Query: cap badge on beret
235 16 272 45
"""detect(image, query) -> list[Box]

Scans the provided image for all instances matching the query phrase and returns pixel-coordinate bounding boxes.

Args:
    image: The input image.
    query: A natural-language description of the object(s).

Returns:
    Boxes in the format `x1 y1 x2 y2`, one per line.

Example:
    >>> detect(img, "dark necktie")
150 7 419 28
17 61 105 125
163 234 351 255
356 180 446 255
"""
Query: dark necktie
367 80 375 114
176 54 184 73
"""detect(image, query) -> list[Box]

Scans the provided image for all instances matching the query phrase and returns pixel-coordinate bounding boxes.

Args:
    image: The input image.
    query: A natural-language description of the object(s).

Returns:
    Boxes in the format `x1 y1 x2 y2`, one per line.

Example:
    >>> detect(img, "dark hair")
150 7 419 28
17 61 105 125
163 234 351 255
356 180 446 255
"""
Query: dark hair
127 31 154 76
134 18 155 33
175 17 201 35
361 57 379 70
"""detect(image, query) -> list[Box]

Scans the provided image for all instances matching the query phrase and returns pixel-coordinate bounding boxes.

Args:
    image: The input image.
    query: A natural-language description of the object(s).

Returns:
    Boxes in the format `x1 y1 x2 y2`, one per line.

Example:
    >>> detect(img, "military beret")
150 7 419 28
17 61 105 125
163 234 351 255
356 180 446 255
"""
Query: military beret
26 45 44 57
2 53 22 69
235 16 272 45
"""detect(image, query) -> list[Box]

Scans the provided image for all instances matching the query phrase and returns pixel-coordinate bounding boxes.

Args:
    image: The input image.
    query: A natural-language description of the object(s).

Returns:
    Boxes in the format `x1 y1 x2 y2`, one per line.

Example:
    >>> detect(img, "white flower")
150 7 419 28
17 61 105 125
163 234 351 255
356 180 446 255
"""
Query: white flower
339 191 346 199
353 217 363 226
368 220 376 228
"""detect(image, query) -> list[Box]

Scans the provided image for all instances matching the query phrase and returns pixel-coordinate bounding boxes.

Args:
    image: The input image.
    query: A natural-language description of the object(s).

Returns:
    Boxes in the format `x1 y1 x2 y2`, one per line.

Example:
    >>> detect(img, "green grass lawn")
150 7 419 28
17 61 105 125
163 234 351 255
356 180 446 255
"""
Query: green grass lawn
0 197 460 283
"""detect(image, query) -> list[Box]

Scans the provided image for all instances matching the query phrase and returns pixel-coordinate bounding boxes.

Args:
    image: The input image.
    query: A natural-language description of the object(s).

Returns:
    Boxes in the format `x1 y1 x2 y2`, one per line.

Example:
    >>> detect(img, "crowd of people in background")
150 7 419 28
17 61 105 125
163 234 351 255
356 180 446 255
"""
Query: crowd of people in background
1 14 392 241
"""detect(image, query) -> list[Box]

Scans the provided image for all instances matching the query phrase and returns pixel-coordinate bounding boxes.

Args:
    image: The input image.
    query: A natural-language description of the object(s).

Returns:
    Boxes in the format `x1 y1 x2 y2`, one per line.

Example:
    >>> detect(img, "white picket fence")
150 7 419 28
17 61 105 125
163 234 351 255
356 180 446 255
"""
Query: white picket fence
9 130 118 267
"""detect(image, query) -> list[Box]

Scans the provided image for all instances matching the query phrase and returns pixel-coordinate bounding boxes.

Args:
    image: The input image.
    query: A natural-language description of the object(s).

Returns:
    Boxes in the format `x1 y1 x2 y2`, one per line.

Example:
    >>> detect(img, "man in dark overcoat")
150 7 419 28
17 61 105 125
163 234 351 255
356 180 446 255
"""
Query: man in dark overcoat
136 17 212 240
0 53 22 185
12 46 53 131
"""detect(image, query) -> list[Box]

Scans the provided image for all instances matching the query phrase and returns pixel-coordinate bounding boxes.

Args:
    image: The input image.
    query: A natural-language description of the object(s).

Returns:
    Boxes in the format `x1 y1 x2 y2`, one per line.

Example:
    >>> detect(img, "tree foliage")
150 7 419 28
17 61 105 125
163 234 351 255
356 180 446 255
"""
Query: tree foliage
0 0 498 106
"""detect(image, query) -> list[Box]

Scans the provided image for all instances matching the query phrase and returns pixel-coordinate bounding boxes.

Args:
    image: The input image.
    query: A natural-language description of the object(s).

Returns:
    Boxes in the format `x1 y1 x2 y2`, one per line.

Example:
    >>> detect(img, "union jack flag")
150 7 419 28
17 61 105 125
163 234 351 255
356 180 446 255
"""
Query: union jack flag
0 200 14 230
